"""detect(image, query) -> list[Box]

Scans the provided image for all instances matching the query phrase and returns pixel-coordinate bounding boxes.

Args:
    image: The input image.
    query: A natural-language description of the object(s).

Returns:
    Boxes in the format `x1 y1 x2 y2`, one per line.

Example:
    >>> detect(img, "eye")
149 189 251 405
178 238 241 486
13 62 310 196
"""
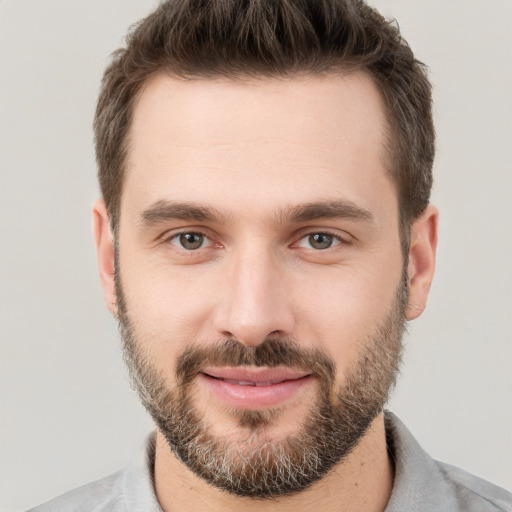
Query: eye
297 233 342 250
170 232 209 250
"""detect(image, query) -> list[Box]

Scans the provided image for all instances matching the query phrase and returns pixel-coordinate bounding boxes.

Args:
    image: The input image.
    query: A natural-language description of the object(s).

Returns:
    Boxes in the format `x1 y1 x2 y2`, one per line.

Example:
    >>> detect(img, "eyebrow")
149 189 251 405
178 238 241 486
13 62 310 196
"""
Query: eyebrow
139 200 225 225
286 201 374 224
138 199 373 227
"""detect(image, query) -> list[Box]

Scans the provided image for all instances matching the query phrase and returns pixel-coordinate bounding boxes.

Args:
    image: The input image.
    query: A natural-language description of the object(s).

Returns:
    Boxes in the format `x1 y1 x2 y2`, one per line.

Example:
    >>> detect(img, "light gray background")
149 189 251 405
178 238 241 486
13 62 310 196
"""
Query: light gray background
1 1 511 510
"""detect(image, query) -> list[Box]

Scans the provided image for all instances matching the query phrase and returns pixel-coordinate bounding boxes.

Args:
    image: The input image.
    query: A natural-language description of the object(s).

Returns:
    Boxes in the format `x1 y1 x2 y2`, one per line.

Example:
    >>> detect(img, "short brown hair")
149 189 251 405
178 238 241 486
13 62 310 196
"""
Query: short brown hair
94 0 434 245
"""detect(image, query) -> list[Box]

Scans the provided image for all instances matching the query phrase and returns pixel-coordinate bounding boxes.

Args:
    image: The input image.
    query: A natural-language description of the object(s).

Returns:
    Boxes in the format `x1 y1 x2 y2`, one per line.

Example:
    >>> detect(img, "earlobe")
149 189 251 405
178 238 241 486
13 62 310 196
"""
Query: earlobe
92 199 118 316
405 205 438 320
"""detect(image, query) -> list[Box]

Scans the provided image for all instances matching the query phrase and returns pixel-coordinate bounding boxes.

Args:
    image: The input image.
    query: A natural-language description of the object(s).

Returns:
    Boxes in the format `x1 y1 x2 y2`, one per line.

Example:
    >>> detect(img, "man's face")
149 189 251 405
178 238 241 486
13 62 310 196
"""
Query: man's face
107 73 411 496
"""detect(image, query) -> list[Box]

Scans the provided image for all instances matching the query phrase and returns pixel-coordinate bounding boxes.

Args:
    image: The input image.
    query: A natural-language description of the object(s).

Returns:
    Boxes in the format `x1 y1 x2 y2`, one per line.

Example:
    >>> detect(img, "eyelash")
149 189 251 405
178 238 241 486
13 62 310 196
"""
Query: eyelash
164 230 348 252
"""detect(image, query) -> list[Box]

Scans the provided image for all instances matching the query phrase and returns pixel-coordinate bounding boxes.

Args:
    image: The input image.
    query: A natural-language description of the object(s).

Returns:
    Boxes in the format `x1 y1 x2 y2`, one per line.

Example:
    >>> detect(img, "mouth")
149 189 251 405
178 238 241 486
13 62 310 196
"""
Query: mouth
198 367 314 409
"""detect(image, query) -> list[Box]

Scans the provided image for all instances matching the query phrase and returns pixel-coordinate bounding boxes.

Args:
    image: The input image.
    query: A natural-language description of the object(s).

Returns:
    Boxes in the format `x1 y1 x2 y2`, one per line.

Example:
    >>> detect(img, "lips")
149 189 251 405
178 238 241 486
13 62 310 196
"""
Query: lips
199 367 313 409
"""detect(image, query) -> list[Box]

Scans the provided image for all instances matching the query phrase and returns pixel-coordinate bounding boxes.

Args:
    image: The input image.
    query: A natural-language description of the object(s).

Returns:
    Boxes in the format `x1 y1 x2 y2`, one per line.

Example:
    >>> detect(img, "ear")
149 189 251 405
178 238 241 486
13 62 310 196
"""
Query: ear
406 204 438 320
92 199 118 316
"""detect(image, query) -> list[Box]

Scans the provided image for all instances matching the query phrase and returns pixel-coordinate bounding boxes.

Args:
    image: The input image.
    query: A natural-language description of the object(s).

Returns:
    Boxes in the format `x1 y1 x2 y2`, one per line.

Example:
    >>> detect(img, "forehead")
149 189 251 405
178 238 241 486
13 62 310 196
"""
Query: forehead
123 72 394 223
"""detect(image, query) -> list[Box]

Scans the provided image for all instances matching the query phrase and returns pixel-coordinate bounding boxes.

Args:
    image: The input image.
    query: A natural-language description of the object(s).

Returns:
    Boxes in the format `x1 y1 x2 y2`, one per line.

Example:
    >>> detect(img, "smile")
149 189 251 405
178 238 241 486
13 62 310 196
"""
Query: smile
198 367 314 409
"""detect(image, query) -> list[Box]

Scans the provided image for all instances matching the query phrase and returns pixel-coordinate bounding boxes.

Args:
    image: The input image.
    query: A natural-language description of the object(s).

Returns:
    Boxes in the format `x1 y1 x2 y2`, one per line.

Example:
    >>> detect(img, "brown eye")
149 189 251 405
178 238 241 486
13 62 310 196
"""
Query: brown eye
171 232 206 250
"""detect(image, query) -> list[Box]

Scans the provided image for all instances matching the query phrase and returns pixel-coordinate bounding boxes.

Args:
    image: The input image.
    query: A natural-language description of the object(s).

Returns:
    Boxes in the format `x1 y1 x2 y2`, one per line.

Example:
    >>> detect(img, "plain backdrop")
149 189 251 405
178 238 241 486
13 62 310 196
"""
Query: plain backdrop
1 1 511 510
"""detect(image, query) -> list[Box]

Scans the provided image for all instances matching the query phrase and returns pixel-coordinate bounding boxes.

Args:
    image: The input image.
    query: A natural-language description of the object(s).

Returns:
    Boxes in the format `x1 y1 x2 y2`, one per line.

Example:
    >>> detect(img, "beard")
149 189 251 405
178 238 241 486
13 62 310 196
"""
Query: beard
115 273 407 499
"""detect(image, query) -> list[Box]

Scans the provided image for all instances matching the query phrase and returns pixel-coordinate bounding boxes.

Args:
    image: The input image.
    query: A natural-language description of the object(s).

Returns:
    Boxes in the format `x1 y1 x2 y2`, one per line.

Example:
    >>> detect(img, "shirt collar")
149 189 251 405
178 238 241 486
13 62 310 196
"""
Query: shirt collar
384 411 459 511
120 432 163 511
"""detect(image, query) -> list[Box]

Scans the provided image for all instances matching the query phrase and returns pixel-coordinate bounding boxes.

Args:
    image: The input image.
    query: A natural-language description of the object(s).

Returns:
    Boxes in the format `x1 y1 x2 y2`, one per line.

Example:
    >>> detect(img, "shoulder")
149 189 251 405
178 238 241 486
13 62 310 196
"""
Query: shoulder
435 460 512 512
26 471 126 512
26 432 160 512
384 411 512 512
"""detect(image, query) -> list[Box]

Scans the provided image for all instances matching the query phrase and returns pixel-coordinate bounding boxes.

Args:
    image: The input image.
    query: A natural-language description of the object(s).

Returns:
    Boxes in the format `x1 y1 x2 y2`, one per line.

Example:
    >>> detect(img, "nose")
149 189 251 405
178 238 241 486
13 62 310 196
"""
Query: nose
213 245 295 347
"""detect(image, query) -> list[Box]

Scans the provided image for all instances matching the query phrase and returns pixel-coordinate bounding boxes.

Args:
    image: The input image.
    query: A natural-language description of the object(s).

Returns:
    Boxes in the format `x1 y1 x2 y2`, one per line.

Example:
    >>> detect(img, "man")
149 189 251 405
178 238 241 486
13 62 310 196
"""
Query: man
29 0 511 510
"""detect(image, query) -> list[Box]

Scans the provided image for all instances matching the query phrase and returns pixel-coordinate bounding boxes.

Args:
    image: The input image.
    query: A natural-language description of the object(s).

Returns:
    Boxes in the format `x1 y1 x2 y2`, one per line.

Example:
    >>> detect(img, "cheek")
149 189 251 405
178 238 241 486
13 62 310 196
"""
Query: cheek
118 253 222 374
294 257 403 373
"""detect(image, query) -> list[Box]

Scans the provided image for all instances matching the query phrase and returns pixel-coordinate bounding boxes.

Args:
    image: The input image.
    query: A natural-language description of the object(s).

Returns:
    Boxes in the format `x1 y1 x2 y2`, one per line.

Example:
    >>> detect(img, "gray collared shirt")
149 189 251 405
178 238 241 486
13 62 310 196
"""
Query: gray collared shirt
27 412 512 511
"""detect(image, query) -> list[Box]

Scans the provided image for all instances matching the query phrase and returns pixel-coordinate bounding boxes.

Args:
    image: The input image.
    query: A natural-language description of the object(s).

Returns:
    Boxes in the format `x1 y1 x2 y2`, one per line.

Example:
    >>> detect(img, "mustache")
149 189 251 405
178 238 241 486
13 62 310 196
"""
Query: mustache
176 338 337 387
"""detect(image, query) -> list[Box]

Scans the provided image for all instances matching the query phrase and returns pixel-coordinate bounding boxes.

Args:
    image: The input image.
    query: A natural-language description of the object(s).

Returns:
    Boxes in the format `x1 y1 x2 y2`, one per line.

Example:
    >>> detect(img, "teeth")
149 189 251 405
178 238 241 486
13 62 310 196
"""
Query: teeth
224 379 254 386
222 378 280 386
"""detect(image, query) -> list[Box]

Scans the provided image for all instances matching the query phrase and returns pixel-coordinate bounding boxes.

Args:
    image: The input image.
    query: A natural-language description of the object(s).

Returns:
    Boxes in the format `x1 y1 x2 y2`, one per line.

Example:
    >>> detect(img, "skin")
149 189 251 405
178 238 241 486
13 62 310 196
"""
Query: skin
93 72 438 511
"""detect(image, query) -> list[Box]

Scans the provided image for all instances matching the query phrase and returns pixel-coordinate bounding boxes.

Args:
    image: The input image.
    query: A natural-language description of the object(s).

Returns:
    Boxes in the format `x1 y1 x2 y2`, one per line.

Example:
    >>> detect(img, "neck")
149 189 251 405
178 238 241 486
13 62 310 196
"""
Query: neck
154 412 393 512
